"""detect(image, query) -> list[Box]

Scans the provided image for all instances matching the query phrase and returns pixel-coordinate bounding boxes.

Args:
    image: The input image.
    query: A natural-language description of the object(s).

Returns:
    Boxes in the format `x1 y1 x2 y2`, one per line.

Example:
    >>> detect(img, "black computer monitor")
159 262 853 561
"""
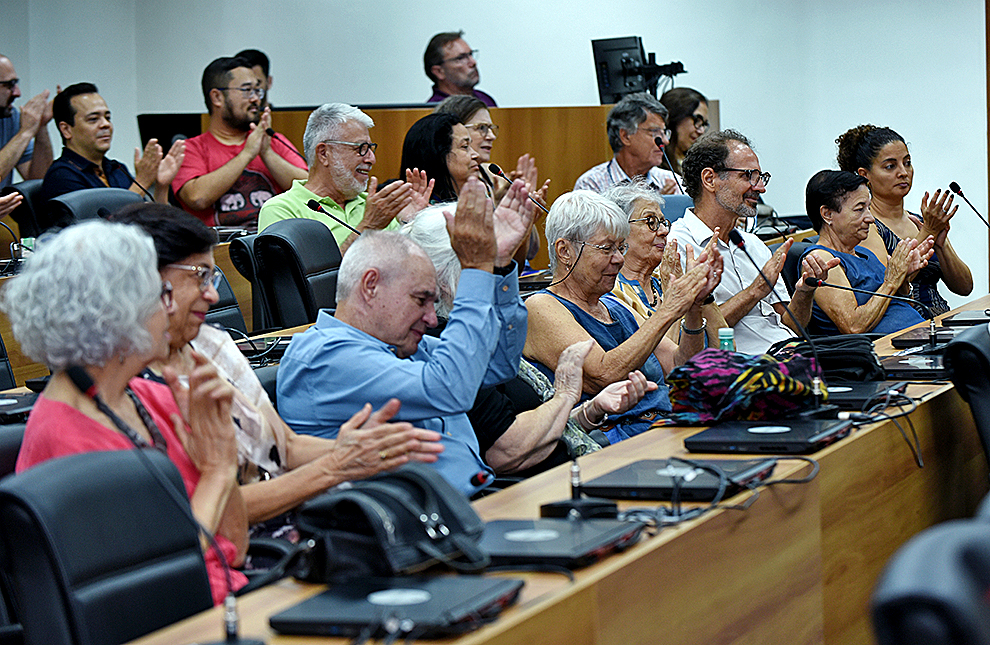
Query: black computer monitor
592 36 648 104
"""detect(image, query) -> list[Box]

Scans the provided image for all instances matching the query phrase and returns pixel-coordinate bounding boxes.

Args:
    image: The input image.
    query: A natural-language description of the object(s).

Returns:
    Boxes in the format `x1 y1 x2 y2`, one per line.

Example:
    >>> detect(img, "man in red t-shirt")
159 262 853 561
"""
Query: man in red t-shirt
173 56 307 228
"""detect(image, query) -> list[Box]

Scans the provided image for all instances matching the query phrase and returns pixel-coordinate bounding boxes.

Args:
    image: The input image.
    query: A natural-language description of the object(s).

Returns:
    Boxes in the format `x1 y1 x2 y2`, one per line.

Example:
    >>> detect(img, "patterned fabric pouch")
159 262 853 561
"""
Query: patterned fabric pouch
651 348 819 427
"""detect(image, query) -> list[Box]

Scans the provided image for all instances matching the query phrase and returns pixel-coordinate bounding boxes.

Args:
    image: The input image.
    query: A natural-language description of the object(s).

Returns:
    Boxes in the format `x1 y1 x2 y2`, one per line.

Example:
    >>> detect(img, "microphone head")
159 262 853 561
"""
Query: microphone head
487 163 506 179
96 207 111 219
265 127 276 137
728 228 745 247
804 276 823 288
306 199 322 213
949 181 963 196
654 137 665 150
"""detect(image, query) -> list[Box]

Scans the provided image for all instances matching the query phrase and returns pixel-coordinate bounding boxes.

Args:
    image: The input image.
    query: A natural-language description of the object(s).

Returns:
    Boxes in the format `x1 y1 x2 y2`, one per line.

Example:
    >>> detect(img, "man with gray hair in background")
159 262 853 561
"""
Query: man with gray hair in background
574 92 682 195
258 102 431 252
276 176 534 495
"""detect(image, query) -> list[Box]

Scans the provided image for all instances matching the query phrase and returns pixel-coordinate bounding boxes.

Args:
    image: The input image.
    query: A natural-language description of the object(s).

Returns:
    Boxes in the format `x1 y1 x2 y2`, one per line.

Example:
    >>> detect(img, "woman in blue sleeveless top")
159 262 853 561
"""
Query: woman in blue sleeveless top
800 170 932 336
524 190 720 443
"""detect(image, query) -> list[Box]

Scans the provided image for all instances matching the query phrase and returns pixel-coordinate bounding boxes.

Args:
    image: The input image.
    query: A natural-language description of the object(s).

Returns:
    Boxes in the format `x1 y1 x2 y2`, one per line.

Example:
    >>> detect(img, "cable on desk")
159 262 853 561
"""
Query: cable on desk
846 391 924 468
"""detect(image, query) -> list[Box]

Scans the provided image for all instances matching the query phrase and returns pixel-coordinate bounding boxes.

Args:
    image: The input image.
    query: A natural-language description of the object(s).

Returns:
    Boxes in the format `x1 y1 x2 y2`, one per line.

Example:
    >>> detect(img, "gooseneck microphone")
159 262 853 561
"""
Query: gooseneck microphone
728 229 825 407
655 137 686 195
948 181 990 230
306 199 362 235
804 277 939 352
265 128 309 166
487 164 550 214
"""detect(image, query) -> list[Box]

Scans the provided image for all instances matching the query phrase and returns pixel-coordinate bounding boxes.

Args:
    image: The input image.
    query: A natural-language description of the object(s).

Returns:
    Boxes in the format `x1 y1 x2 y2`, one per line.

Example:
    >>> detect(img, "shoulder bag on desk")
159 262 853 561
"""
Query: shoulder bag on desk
769 334 883 382
293 463 489 583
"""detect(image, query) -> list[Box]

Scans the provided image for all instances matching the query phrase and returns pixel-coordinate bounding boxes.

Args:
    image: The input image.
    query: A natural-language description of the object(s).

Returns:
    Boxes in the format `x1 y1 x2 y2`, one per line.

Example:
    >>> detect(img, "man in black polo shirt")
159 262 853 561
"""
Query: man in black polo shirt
40 82 184 205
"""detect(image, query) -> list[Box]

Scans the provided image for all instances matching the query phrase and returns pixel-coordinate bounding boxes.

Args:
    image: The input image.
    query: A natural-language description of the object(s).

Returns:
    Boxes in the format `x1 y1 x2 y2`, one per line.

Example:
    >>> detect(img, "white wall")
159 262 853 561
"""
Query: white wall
5 0 988 305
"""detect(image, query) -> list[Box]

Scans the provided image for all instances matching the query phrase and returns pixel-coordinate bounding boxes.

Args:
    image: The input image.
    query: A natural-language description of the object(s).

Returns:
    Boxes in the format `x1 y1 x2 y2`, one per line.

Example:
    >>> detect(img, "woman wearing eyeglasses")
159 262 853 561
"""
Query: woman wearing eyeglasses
399 112 479 204
4 219 247 605
604 180 727 347
835 124 972 315
523 190 719 443
113 203 443 540
659 88 709 176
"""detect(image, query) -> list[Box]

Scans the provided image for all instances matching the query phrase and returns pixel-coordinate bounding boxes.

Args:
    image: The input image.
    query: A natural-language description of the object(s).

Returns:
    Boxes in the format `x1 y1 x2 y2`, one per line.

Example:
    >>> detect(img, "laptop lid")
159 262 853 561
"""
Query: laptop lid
890 327 960 349
825 381 908 410
0 392 38 423
940 310 990 327
880 352 948 380
684 419 853 454
269 576 524 639
478 518 644 569
581 458 776 501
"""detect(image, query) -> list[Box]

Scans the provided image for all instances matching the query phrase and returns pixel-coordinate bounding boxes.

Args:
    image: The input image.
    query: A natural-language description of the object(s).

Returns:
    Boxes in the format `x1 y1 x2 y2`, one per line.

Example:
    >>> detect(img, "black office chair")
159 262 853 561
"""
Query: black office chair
660 194 694 223
255 218 342 328
228 233 274 332
204 267 248 335
0 424 24 481
0 423 24 645
0 449 214 645
0 180 44 239
944 323 990 467
0 335 17 393
872 519 990 645
253 363 279 409
45 188 144 232
773 236 819 295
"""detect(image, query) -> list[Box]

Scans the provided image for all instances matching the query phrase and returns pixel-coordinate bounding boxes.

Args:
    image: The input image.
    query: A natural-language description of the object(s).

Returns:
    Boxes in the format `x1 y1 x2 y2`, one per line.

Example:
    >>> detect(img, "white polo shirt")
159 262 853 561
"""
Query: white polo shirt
668 209 794 355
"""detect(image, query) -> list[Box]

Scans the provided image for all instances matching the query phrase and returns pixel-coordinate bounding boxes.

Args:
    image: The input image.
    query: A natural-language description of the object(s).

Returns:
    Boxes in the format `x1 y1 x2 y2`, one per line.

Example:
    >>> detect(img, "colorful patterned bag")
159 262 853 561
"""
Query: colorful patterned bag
651 348 819 427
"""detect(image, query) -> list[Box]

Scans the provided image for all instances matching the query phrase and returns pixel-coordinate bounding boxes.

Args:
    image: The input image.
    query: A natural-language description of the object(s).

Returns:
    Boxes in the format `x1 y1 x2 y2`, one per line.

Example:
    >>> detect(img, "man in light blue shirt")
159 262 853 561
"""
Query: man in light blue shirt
0 55 54 191
278 177 533 495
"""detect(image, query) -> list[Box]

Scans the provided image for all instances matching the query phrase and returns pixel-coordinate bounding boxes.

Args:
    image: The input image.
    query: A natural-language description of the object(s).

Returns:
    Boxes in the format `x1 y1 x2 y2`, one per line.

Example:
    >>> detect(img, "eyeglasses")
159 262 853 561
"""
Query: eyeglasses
160 281 174 309
629 214 670 232
692 114 710 133
322 140 378 157
216 85 265 100
464 123 499 137
443 49 478 65
166 263 223 292
642 127 672 142
581 240 629 257
0 79 19 90
717 167 771 187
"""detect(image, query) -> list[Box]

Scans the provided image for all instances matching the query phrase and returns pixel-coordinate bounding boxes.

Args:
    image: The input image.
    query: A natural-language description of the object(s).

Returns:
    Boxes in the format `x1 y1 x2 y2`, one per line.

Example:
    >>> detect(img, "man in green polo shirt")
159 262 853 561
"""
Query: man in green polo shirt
258 103 430 253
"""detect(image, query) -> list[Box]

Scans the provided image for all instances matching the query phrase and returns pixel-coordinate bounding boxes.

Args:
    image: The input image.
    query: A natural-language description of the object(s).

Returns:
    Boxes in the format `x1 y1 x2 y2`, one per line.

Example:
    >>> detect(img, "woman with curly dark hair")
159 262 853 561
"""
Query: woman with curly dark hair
835 124 972 315
659 87 709 175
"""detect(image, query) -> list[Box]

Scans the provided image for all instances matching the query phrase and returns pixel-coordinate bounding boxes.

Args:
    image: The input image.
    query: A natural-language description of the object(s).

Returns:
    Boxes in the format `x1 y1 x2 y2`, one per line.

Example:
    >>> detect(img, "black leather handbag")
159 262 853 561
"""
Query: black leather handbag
770 334 884 382
293 463 489 583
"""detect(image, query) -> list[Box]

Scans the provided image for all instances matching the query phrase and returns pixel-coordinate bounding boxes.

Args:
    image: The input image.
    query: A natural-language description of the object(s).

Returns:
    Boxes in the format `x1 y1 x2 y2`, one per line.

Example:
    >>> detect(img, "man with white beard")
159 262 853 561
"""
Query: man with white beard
258 102 430 253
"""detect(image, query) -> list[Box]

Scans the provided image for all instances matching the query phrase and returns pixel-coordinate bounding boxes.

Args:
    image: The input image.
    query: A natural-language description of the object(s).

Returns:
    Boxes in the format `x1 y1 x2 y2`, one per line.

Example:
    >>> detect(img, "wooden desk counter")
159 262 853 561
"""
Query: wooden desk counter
127 297 990 645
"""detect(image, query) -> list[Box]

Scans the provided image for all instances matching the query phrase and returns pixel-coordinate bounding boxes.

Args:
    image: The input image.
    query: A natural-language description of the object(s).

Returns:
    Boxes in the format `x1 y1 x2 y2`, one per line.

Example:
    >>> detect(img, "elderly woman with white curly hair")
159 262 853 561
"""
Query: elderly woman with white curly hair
2 219 247 605
523 190 720 443
404 203 654 467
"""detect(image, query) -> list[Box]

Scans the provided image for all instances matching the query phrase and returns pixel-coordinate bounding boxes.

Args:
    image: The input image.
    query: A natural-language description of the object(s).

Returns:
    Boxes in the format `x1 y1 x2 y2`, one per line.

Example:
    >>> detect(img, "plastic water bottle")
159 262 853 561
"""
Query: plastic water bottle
718 328 735 351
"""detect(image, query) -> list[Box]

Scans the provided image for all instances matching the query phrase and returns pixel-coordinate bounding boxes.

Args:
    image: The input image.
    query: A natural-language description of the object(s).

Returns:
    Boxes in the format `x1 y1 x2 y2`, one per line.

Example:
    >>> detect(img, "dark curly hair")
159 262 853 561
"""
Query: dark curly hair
835 124 905 173
680 129 752 201
804 170 869 233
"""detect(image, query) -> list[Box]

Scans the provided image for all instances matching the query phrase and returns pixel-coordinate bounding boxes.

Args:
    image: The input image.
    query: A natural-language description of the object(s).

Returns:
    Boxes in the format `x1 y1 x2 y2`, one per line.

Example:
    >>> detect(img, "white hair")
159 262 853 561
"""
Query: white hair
336 230 426 304
545 190 630 272
302 103 375 166
601 178 665 218
401 204 460 317
0 220 161 369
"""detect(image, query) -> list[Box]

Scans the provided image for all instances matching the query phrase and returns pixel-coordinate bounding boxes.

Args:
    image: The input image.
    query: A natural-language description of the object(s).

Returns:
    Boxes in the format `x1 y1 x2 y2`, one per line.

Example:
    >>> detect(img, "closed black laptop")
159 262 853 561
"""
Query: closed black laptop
684 419 853 454
825 381 908 410
478 518 644 568
269 576 524 639
880 352 948 380
581 458 776 501
940 310 990 327
890 327 959 348
0 392 38 423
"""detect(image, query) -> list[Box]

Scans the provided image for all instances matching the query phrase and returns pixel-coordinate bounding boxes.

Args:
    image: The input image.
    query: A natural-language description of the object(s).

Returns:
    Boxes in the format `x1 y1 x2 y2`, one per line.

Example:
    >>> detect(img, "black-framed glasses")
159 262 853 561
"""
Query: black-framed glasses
443 49 478 65
166 263 222 292
0 79 19 90
629 214 670 232
581 240 629 257
692 114 710 132
322 140 378 157
717 167 771 187
160 281 174 309
464 123 499 137
216 85 265 100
